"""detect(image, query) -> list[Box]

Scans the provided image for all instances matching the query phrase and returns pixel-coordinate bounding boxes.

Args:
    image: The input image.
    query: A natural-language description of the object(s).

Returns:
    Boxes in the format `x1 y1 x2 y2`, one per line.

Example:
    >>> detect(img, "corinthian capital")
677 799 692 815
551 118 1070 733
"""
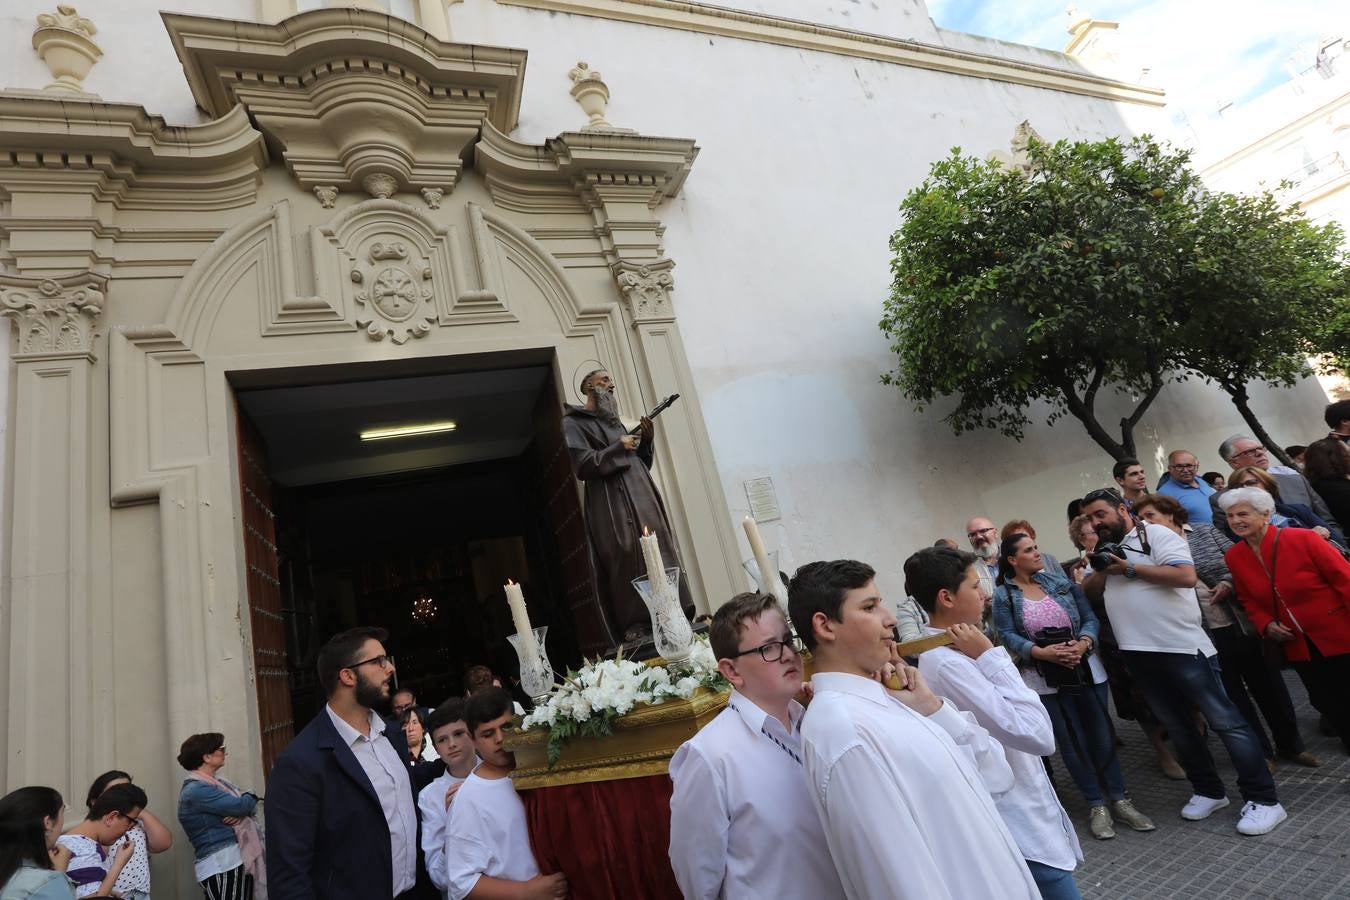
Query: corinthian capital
613 258 675 322
0 271 107 359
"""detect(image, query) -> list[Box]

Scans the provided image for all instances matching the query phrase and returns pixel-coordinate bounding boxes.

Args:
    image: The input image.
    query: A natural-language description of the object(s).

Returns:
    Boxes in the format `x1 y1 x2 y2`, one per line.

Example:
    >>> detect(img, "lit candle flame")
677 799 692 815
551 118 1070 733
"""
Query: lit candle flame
642 525 650 536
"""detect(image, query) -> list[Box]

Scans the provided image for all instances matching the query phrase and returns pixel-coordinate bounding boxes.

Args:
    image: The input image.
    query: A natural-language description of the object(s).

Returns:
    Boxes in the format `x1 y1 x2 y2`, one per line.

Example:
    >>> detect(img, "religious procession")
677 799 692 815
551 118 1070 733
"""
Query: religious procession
3 0 1350 899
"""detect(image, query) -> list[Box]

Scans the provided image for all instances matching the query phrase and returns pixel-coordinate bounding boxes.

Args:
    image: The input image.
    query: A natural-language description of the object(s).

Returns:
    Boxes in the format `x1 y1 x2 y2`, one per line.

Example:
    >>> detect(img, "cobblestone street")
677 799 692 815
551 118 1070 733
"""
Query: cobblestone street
1063 673 1350 899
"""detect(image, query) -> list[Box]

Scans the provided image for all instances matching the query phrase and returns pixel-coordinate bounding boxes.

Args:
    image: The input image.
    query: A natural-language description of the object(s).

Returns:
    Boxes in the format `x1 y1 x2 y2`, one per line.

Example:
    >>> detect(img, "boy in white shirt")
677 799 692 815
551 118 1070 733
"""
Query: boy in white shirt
788 558 1039 900
441 687 567 900
419 698 480 899
906 546 1092 900
668 592 845 900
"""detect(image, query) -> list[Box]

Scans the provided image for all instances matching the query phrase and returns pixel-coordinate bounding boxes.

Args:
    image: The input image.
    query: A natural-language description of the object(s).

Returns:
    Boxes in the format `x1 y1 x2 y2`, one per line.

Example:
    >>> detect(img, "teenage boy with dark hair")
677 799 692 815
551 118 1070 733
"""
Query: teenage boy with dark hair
57 782 146 898
788 559 1038 900
668 592 844 900
441 688 566 900
907 546 1102 900
420 698 479 899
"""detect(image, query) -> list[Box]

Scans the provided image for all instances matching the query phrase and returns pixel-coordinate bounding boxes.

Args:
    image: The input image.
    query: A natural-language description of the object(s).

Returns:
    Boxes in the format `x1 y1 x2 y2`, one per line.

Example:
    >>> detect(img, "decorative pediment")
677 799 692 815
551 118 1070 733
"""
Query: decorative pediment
163 8 526 200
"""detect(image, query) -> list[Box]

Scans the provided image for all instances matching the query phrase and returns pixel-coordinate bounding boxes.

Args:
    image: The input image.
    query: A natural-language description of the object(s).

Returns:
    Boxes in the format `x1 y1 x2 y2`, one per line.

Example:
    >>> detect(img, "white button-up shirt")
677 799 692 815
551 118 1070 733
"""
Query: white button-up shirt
801 671 1038 900
325 705 418 896
917 632 1083 872
668 690 845 900
418 766 475 897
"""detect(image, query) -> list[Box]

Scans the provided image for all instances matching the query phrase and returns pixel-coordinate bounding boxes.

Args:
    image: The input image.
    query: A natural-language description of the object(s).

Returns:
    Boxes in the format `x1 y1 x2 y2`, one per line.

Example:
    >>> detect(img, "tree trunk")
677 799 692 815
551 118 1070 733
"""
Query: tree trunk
1224 382 1296 468
1052 369 1164 462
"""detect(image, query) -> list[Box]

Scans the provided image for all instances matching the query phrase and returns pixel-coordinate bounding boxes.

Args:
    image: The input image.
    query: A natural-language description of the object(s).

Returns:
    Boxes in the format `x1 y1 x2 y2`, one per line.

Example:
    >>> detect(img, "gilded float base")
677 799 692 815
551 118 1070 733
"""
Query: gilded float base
504 688 730 790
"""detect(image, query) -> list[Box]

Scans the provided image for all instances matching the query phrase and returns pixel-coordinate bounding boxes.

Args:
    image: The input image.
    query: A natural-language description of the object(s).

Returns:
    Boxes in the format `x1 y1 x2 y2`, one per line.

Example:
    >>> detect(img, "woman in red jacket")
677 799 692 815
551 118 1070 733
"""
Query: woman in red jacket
1220 487 1350 755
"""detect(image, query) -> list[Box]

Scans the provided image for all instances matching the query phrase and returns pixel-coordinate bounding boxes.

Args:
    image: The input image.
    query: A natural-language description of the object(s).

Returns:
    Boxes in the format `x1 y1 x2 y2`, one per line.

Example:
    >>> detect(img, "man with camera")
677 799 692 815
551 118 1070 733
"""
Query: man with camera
1079 489 1287 837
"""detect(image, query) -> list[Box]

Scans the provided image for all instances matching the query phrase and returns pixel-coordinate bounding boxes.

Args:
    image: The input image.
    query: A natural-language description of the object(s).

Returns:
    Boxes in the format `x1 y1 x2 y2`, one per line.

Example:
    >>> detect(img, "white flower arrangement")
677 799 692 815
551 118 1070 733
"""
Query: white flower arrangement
522 634 729 766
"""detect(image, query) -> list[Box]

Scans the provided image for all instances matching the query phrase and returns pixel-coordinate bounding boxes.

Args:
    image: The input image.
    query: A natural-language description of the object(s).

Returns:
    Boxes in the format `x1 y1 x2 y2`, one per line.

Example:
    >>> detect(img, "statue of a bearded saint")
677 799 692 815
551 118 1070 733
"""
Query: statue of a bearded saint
563 368 695 642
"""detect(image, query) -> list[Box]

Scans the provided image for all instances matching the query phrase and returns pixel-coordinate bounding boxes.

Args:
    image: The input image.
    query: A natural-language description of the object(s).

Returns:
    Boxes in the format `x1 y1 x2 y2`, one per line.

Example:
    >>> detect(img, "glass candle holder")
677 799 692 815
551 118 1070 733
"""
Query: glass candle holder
507 625 555 703
742 550 785 598
631 566 694 664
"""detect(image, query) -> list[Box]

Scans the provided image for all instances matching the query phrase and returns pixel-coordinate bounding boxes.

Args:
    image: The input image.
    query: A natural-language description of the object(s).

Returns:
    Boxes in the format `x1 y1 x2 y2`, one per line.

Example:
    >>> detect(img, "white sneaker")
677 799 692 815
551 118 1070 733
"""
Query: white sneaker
1180 794 1230 820
1236 801 1288 836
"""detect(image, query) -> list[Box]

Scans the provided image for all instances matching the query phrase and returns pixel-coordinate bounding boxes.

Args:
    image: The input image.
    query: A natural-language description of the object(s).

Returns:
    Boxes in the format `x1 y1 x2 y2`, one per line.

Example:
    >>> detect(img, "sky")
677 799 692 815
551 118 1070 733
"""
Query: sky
927 1 1350 139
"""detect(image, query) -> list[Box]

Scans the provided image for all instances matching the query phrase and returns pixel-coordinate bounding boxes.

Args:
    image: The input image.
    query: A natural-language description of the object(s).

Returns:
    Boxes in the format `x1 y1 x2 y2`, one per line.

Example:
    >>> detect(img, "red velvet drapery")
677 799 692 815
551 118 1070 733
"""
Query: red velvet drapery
522 774 682 900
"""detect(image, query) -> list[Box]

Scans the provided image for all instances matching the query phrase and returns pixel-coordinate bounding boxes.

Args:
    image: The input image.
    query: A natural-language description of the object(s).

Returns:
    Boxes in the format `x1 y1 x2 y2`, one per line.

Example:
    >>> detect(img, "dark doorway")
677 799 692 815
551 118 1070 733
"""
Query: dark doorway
232 354 608 746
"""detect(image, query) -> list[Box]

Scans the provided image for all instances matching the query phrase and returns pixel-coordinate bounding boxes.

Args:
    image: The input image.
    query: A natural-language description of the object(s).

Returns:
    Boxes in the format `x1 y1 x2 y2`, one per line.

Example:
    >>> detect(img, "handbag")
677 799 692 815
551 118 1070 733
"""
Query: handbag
1255 529 1302 666
1033 624 1092 694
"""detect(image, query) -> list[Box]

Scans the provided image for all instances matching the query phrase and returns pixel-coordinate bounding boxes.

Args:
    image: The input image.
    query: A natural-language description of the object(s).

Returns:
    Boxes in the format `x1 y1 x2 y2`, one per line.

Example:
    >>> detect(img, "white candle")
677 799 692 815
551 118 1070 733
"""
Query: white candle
742 515 780 602
505 580 539 662
639 526 669 604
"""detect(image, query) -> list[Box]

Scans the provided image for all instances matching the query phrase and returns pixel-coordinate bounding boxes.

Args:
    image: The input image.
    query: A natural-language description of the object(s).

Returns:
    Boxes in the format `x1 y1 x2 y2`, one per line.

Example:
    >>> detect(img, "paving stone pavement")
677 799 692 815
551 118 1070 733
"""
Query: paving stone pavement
1059 672 1350 899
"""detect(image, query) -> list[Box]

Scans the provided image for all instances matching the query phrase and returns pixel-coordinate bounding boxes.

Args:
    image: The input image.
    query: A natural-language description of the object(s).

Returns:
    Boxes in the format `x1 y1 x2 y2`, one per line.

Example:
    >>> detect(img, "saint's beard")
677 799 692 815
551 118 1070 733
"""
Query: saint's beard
592 387 621 425
355 670 392 714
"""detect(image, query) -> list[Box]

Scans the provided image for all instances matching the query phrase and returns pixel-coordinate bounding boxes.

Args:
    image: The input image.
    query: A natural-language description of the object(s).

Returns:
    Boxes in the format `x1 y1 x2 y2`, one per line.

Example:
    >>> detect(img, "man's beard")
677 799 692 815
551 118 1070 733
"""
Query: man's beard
355 670 391 714
592 388 621 426
975 541 998 561
1096 517 1128 545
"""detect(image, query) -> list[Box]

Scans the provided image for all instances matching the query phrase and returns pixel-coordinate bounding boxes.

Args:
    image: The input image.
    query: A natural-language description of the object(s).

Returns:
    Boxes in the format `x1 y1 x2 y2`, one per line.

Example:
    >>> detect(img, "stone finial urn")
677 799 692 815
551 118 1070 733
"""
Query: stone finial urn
32 5 102 93
568 61 614 129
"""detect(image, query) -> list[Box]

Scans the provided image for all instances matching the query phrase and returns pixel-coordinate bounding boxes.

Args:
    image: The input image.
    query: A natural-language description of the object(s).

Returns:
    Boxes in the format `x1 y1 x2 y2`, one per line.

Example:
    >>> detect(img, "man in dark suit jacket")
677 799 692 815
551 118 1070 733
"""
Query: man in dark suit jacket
1211 435 1340 534
266 626 420 899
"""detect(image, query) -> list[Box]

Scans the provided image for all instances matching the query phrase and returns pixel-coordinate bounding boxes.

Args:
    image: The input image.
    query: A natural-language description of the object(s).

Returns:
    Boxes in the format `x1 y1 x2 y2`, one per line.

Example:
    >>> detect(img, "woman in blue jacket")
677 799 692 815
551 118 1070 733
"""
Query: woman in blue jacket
176 733 263 900
992 532 1154 842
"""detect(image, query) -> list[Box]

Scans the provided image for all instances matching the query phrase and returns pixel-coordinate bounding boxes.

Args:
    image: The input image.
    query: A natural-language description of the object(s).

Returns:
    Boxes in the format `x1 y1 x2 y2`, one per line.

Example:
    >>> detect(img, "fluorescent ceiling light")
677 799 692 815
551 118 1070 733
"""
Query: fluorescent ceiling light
360 420 458 441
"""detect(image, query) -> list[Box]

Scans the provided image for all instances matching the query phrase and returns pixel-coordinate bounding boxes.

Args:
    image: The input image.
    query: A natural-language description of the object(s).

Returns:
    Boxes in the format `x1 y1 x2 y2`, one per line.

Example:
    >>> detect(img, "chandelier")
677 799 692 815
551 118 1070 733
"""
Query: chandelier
411 593 437 625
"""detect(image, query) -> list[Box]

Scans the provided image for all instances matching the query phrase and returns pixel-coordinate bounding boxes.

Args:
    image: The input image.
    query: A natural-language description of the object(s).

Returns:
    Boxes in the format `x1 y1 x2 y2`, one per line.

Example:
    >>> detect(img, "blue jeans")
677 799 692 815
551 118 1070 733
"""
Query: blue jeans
1122 650 1278 805
1027 861 1083 900
1040 681 1127 805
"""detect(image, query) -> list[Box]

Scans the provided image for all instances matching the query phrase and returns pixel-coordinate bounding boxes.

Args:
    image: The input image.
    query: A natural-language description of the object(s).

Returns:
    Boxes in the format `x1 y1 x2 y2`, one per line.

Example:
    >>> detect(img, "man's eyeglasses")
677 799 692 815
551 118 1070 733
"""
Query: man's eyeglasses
730 636 804 663
966 526 997 540
1169 463 1198 471
1229 446 1265 460
346 654 395 671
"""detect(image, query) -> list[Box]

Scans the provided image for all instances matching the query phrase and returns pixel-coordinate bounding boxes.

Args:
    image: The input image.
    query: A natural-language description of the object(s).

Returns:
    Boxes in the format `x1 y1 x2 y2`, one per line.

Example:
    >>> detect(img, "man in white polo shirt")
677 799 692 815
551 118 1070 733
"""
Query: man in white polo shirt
1080 489 1287 837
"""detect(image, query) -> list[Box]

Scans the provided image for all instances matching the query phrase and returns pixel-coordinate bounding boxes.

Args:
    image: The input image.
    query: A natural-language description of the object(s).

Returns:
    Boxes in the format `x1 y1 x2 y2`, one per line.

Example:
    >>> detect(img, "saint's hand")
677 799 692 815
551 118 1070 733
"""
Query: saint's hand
522 872 568 900
639 415 654 443
1266 622 1296 643
946 623 993 660
620 435 640 451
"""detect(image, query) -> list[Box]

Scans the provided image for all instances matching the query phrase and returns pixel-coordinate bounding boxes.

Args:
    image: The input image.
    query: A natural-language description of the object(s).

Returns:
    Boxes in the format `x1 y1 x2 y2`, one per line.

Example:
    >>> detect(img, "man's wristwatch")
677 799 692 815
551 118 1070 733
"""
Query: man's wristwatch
1124 563 1138 580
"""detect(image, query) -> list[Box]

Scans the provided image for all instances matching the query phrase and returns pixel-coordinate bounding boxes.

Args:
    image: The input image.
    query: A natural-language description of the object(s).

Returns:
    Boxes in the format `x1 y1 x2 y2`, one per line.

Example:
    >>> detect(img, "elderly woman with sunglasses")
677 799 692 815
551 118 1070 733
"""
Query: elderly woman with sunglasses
176 733 264 900
1220 487 1350 757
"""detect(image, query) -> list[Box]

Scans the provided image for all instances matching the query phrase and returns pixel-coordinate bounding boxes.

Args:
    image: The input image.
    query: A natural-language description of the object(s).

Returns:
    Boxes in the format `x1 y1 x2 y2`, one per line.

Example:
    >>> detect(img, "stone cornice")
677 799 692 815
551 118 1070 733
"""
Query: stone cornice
0 99 266 210
493 0 1166 108
163 9 528 198
477 123 698 213
163 9 527 131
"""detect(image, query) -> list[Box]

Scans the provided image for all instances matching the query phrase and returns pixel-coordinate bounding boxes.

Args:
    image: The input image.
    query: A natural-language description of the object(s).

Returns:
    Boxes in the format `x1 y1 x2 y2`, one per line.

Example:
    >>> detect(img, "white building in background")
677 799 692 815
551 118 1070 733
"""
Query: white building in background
1192 35 1350 399
0 1 1335 893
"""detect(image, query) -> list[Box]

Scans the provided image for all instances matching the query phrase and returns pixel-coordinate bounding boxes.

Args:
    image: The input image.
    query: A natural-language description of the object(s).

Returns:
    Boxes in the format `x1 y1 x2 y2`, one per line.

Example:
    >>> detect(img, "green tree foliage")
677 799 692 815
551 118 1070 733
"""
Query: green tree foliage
1178 190 1346 465
883 134 1350 462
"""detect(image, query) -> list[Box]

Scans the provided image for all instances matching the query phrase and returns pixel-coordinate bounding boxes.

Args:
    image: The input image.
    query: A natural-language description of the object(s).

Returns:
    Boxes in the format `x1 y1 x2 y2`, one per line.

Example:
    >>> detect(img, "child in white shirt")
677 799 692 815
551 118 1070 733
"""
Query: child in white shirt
418 698 479 899
441 688 566 900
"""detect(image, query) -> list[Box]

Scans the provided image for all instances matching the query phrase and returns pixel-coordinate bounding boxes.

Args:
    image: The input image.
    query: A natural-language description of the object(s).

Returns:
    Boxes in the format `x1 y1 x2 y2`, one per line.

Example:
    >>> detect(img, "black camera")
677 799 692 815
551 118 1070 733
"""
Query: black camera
1087 542 1128 572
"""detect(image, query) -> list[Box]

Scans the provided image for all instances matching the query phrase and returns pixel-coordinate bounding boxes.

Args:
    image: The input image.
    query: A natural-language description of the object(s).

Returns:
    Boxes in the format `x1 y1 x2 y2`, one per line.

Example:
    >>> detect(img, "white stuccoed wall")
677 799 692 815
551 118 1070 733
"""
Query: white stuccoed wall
0 0 1331 608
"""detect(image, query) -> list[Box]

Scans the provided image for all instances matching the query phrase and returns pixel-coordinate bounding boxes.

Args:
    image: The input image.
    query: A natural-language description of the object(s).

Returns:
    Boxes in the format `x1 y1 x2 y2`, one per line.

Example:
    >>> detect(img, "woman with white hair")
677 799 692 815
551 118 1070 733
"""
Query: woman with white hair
1220 487 1350 756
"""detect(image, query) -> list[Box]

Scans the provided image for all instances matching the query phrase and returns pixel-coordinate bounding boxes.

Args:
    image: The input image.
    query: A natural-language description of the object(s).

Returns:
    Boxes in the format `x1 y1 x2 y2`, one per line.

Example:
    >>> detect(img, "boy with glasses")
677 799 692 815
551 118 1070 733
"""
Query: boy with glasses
57 782 145 897
788 559 1038 900
668 592 844 900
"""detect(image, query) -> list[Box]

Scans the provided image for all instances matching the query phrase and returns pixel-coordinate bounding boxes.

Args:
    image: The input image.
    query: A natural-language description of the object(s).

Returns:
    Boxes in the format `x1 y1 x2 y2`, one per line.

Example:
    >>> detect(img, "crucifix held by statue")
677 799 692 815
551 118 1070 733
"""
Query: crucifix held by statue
563 368 695 643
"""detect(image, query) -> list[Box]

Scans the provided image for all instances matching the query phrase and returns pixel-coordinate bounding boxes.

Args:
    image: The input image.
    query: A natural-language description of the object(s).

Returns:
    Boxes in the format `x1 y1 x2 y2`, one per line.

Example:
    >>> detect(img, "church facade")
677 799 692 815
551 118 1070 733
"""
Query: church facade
0 1 1328 894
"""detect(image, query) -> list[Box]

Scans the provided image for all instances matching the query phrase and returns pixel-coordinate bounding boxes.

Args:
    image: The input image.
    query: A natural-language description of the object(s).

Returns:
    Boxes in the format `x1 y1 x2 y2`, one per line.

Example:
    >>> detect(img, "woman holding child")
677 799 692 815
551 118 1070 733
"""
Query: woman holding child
992 532 1153 841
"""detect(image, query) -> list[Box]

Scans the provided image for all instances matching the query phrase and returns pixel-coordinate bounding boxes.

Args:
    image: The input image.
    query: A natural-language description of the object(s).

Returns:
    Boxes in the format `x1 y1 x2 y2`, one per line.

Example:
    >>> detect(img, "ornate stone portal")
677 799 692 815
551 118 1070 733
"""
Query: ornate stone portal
0 7 742 826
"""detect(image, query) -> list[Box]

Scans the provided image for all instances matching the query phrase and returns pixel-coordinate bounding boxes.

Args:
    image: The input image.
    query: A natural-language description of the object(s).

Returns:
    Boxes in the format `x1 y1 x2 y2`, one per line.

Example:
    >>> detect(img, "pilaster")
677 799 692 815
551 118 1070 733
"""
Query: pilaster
0 270 108 789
